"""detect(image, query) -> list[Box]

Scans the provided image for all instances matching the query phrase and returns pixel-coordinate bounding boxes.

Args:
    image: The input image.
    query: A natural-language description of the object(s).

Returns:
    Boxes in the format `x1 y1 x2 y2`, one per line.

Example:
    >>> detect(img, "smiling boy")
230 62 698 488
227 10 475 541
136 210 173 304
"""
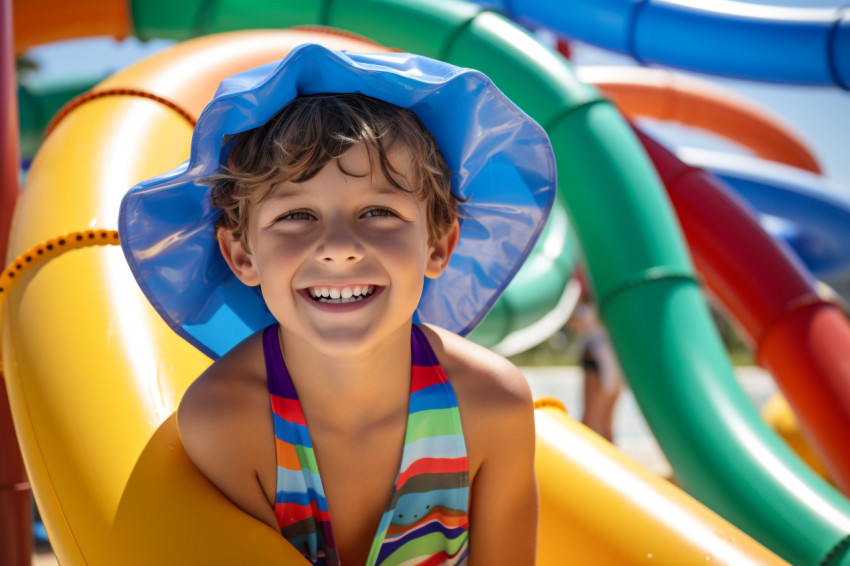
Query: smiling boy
119 44 556 566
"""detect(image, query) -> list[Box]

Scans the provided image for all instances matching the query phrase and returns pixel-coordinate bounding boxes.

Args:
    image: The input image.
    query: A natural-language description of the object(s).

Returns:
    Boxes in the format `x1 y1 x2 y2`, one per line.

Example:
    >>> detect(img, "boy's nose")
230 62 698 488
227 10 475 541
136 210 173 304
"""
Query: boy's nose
315 223 365 264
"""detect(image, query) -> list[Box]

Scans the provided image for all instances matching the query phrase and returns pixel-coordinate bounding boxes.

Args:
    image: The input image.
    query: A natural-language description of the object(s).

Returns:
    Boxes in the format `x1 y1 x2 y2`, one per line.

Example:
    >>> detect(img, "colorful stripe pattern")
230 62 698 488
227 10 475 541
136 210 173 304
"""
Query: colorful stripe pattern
263 324 469 566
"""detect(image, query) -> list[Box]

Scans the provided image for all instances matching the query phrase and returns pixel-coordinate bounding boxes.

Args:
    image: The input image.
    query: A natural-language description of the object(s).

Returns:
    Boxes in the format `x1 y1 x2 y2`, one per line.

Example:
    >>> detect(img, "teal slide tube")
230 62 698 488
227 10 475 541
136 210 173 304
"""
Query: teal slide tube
469 199 575 348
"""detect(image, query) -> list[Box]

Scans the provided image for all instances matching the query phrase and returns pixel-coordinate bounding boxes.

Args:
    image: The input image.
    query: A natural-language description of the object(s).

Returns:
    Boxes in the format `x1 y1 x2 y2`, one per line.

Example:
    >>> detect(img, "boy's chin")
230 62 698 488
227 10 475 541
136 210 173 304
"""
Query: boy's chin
282 319 415 358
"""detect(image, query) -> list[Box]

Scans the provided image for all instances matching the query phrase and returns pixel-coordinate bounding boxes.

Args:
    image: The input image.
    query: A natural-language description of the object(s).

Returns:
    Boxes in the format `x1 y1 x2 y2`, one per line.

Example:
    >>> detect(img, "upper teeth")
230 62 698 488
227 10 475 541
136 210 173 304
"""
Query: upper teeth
309 285 375 303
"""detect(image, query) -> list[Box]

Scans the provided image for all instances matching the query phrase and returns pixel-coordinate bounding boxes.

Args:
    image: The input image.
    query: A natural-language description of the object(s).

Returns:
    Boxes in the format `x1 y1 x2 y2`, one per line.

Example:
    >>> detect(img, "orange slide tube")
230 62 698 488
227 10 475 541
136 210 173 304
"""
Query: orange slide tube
578 65 822 174
3 28 787 565
11 0 129 56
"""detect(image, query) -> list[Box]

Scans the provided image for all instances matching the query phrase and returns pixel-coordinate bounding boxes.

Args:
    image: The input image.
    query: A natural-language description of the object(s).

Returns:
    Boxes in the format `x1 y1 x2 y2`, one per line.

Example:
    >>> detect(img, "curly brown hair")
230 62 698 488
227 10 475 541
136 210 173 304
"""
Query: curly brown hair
205 93 460 248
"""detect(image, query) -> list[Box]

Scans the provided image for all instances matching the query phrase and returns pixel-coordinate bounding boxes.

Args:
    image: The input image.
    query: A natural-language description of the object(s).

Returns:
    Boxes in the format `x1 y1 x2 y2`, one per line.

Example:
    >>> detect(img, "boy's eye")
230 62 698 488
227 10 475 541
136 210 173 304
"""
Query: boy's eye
362 207 398 218
277 209 315 221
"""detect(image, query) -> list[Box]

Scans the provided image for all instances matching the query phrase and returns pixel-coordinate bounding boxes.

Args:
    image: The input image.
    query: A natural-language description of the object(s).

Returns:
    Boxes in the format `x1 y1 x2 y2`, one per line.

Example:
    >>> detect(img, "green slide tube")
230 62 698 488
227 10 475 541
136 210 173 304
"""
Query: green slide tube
546 58 850 566
17 72 106 160
469 199 576 349
17 0 850 562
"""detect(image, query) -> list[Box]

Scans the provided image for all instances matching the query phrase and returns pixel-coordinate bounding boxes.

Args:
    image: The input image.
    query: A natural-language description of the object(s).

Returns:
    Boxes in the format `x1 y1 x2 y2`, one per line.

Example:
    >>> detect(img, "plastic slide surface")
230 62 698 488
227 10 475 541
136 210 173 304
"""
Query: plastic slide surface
533 401 787 565
484 0 850 88
2 25 793 566
762 393 831 481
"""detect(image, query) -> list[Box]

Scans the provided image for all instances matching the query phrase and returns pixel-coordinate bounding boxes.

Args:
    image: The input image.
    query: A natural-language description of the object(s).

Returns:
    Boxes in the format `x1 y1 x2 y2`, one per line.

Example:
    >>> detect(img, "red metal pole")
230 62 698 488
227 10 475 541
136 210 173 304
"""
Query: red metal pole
1 0 32 564
0 387 31 566
1 0 19 262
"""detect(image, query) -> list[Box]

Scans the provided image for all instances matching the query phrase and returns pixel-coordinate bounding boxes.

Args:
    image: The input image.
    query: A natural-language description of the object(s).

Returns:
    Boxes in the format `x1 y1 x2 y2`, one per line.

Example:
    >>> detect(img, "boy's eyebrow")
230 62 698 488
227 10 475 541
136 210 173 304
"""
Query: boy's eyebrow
262 184 305 202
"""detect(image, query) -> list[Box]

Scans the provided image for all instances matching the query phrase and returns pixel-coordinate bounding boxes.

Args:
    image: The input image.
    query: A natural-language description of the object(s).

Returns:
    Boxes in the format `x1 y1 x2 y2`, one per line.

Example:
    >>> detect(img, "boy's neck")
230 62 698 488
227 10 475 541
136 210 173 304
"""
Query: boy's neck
276 322 414 428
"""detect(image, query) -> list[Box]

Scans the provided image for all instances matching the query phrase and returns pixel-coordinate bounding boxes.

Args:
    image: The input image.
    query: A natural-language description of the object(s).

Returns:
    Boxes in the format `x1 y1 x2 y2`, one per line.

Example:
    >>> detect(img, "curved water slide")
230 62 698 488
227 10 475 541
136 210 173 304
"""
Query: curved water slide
5 0 850 564
579 66 850 493
484 0 850 88
575 38 850 488
2 21 793 566
586 67 850 296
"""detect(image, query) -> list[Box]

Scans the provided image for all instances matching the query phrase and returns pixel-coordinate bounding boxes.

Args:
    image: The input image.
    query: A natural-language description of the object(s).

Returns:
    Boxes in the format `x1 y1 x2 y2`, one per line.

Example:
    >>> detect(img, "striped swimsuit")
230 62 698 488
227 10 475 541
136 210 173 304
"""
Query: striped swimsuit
264 324 470 566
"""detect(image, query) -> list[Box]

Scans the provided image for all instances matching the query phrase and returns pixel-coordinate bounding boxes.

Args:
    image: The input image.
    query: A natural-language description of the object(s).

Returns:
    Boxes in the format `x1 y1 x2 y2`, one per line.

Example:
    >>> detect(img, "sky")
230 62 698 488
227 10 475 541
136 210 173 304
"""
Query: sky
19 0 850 193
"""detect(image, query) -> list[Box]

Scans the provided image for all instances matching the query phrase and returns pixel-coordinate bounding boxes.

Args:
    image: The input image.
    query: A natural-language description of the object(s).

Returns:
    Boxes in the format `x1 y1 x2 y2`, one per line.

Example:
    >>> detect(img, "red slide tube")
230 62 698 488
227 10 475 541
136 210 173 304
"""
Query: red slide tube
638 128 850 495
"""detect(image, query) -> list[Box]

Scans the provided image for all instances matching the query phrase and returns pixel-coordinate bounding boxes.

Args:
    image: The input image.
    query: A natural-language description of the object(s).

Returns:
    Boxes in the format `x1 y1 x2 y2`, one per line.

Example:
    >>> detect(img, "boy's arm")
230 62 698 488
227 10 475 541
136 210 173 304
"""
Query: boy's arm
177 362 280 531
466 363 538 566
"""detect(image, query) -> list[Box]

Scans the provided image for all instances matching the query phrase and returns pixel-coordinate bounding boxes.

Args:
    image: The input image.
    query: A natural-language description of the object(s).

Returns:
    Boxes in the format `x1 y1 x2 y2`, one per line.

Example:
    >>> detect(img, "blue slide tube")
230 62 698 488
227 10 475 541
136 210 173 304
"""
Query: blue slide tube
485 0 850 89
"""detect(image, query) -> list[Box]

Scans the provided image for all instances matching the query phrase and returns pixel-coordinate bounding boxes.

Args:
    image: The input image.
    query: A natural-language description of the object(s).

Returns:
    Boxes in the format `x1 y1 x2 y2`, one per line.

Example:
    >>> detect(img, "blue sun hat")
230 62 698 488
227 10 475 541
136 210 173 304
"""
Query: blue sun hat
119 43 556 359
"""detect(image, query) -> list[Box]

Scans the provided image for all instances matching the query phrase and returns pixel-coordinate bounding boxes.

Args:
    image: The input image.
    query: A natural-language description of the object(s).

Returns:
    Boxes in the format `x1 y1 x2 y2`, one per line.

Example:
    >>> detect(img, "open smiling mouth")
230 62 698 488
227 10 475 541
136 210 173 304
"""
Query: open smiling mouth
307 285 377 304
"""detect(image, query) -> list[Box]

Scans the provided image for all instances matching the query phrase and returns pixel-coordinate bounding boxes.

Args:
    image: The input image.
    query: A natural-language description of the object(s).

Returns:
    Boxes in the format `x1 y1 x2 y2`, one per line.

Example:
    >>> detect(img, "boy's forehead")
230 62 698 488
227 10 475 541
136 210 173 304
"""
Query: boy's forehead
260 173 414 203
258 142 416 201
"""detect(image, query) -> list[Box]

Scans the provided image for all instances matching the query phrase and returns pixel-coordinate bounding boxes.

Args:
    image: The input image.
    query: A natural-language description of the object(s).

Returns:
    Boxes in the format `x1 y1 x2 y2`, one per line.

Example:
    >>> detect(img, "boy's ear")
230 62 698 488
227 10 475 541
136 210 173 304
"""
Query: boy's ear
217 227 260 286
425 220 460 279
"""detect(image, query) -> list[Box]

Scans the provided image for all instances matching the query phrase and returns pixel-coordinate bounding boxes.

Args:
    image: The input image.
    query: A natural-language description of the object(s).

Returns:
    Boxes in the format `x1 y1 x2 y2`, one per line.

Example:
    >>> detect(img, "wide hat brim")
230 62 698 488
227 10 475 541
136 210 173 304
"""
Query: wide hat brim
119 43 556 359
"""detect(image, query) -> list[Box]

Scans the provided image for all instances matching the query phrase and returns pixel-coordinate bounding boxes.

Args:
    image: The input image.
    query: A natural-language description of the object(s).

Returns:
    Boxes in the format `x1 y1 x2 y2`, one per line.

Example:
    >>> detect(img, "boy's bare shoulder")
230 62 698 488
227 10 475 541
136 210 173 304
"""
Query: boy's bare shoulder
177 331 278 528
178 331 268 431
419 324 533 422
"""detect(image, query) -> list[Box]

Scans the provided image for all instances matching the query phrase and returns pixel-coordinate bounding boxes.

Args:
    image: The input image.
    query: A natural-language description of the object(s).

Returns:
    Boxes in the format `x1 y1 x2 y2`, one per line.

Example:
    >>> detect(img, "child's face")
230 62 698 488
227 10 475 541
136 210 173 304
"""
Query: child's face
219 142 457 356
